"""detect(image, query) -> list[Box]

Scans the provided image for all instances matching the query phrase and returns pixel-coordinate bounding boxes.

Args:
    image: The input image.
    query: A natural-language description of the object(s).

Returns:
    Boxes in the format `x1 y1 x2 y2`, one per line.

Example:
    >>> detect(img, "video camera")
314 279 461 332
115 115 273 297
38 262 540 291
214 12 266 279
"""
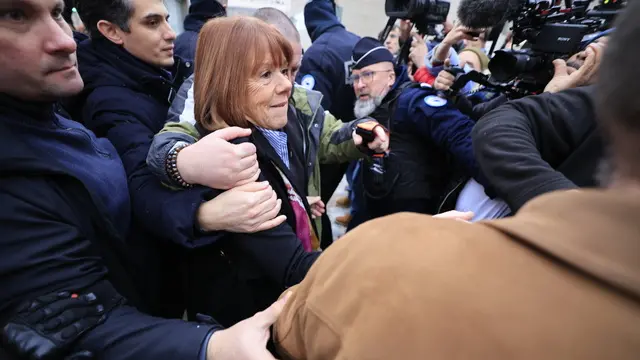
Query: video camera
379 0 451 68
450 0 624 98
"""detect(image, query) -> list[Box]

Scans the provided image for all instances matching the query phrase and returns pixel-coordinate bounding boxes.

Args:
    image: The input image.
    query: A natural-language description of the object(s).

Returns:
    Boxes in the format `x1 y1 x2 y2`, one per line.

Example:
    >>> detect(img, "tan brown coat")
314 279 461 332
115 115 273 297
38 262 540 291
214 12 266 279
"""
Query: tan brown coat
274 189 640 359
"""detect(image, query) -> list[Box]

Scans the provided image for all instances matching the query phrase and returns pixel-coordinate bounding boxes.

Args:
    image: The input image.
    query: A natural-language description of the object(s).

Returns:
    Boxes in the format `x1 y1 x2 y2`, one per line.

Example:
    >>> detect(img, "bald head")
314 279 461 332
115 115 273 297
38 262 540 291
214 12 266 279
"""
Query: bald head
253 7 302 82
253 7 300 43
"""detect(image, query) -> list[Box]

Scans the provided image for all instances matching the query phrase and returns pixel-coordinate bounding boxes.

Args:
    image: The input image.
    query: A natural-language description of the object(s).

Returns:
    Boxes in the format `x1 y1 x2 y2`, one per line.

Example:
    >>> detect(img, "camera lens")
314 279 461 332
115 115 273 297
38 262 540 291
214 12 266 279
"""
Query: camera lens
489 50 545 82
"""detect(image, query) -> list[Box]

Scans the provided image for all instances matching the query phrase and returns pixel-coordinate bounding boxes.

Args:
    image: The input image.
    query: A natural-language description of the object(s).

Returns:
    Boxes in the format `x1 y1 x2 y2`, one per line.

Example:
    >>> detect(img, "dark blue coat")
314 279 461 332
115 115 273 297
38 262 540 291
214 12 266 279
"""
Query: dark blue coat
175 0 226 62
75 38 219 317
296 0 360 123
0 96 217 359
76 38 216 249
362 84 486 212
394 86 482 181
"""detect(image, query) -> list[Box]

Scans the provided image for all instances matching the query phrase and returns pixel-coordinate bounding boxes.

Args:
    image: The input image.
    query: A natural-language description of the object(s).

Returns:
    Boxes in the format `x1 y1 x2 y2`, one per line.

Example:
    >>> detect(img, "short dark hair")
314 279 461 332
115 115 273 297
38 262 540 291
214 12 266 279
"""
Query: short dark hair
596 1 640 179
74 0 133 39
253 7 300 43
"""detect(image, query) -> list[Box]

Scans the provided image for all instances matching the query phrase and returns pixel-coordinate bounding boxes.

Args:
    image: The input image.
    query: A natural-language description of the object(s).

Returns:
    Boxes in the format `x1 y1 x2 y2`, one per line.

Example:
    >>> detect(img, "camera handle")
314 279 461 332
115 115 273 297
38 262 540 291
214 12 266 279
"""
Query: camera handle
378 17 400 44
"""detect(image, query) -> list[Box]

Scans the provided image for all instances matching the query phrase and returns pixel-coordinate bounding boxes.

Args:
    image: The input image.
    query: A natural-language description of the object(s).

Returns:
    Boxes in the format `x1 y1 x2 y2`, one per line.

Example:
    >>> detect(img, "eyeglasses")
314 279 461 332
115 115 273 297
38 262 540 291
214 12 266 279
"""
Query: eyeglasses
349 70 393 85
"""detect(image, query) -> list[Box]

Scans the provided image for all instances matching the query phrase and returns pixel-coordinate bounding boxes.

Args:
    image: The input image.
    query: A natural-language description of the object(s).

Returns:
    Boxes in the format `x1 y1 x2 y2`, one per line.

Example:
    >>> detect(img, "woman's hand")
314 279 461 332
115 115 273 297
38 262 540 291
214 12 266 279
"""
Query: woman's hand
197 181 287 233
177 127 260 190
307 197 326 219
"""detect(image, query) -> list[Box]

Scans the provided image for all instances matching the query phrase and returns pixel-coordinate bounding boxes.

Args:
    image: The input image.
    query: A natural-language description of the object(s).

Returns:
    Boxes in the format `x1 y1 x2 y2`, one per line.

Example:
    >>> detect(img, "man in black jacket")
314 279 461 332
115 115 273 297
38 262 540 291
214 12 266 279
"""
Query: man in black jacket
472 41 606 212
73 0 287 317
0 0 286 359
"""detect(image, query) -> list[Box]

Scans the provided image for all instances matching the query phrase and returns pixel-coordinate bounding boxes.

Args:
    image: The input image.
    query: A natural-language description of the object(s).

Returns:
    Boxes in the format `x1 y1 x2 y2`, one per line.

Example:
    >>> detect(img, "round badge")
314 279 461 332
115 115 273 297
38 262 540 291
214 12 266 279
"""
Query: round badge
301 75 316 90
424 95 447 108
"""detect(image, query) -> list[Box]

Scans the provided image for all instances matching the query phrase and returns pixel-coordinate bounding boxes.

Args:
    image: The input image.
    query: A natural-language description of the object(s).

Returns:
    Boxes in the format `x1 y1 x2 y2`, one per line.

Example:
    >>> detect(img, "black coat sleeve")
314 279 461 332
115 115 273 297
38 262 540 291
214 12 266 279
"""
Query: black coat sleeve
232 223 321 288
82 91 222 249
0 178 217 360
471 94 509 121
472 86 597 211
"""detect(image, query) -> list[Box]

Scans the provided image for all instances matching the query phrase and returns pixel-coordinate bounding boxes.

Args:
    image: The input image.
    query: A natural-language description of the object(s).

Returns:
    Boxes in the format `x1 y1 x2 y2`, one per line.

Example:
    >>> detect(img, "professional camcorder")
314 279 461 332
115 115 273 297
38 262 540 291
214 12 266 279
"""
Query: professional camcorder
450 0 624 98
379 0 451 67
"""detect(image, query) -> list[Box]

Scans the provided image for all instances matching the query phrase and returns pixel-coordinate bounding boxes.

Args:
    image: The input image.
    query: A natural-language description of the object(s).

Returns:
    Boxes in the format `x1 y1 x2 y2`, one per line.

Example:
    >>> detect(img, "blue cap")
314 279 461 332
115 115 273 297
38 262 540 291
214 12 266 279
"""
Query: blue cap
352 37 394 70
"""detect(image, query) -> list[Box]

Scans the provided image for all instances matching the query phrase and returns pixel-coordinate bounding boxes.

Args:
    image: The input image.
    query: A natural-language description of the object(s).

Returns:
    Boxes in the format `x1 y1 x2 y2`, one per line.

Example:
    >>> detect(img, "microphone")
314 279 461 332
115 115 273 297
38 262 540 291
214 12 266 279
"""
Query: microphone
457 0 521 29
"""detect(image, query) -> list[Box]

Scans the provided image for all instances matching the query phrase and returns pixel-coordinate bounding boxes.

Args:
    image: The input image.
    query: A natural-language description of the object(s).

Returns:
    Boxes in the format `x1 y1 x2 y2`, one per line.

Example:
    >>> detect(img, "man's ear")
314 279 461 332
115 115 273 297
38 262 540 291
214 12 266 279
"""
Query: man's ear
97 20 124 45
388 72 396 87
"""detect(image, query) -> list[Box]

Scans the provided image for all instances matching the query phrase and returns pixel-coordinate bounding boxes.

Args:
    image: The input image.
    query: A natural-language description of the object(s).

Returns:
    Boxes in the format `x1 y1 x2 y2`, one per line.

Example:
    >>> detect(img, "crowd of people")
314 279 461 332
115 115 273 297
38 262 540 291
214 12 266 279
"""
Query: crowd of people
0 0 639 359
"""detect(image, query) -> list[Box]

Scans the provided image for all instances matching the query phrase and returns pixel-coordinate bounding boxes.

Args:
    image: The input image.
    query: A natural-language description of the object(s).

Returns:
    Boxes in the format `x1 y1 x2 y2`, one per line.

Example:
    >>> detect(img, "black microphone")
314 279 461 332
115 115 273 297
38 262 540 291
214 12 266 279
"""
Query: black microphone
457 0 521 29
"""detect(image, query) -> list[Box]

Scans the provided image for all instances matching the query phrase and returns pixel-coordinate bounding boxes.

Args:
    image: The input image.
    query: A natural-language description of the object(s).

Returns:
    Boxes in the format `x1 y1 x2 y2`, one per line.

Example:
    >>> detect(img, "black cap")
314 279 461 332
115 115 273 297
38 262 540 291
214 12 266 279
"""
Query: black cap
351 37 394 70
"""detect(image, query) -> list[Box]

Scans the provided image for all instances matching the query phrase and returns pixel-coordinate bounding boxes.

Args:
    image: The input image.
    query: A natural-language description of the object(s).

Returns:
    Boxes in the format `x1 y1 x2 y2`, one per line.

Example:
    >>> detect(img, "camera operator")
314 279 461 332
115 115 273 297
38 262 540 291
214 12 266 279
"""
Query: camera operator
349 37 486 219
472 39 606 213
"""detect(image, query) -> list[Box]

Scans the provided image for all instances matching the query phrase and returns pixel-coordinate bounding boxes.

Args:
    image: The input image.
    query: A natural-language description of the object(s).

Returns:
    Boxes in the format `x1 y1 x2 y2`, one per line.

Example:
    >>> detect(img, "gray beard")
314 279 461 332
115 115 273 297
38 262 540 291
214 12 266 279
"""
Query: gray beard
354 94 385 119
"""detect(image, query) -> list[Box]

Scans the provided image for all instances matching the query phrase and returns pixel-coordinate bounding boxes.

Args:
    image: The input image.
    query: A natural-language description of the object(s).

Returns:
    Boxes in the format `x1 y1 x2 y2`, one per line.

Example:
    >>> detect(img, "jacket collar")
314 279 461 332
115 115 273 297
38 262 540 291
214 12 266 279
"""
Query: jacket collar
0 93 57 124
486 189 640 301
77 38 191 106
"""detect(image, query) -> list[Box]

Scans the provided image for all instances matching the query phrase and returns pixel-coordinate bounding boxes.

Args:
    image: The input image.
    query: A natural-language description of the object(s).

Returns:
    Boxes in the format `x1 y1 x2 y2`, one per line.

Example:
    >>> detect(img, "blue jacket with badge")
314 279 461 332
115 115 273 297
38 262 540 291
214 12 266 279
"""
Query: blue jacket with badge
362 83 484 214
297 0 360 123
394 85 482 180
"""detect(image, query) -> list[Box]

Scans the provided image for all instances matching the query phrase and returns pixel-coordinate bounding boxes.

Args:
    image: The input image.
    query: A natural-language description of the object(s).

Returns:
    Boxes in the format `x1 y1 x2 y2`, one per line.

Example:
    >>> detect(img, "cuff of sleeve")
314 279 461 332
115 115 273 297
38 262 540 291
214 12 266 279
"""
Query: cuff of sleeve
414 67 436 85
426 46 460 76
198 329 218 360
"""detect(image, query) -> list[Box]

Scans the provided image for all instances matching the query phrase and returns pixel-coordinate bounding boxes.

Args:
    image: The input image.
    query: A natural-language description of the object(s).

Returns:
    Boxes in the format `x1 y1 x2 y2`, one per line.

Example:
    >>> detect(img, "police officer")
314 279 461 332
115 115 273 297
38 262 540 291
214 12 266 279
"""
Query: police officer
350 37 484 219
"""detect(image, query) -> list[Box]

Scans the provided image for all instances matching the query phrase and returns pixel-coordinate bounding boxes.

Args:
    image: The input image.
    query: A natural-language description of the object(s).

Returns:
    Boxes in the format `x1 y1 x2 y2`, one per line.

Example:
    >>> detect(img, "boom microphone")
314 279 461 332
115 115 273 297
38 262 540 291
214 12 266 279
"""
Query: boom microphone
457 0 520 29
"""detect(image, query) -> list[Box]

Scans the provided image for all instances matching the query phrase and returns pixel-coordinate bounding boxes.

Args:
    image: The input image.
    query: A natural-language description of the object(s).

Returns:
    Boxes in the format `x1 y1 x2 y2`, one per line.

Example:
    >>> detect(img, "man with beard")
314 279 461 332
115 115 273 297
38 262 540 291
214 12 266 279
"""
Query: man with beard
350 37 484 219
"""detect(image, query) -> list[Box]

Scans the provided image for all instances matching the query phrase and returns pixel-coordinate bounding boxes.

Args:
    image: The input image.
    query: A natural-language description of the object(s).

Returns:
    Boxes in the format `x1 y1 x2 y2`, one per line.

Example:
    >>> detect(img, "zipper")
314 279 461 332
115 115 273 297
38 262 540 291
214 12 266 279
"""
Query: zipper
304 93 323 180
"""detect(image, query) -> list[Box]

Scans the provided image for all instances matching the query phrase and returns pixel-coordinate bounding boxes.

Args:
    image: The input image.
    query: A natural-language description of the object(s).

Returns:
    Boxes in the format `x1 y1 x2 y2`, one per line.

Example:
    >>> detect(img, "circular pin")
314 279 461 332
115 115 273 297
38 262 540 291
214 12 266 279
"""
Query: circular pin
424 95 447 108
300 75 316 90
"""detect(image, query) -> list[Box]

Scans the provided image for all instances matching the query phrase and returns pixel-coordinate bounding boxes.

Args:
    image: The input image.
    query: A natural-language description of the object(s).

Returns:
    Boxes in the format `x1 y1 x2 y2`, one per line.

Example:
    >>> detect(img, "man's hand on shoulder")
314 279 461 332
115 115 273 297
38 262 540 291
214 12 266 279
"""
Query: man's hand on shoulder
197 181 287 233
206 292 292 360
177 127 260 190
